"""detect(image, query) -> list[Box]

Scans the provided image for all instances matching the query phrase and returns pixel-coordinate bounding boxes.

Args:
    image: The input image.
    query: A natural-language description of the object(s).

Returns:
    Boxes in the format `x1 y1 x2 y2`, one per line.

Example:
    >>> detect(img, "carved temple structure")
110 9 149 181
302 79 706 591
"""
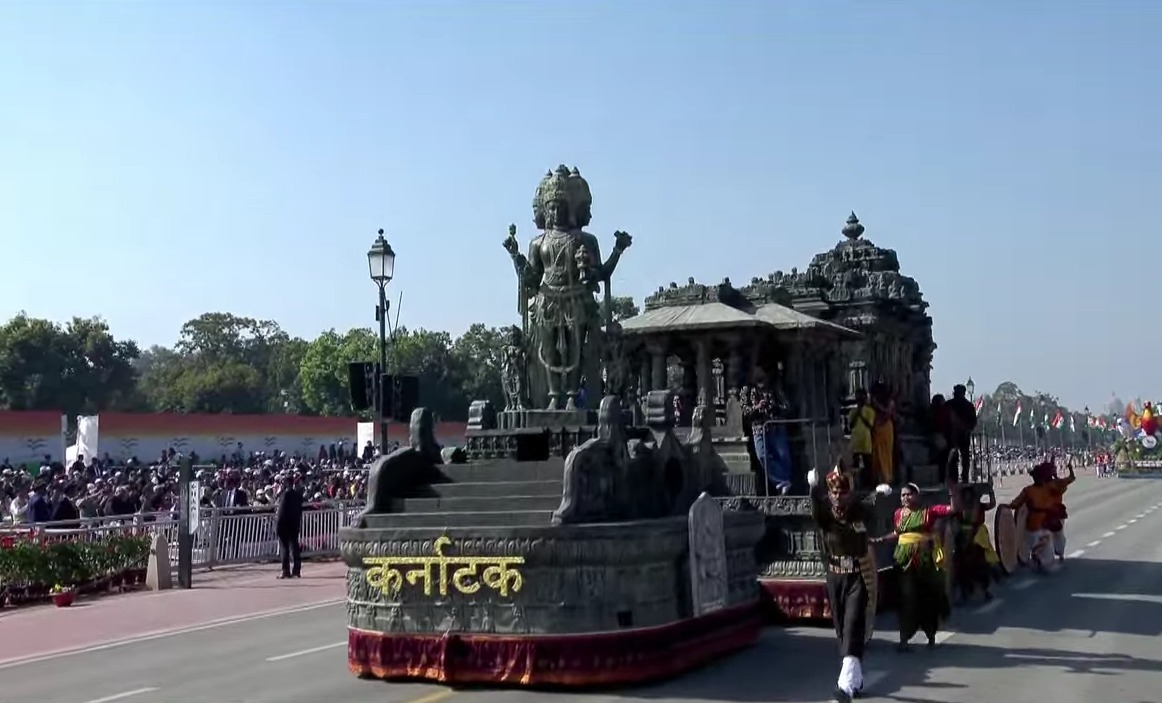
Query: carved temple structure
618 212 939 621
620 212 936 491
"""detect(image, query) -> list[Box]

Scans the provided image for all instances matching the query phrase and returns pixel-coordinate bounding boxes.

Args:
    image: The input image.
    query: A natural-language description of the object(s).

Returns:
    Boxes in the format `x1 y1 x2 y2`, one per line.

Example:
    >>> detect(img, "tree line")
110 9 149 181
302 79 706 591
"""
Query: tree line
0 297 641 422
973 381 1122 443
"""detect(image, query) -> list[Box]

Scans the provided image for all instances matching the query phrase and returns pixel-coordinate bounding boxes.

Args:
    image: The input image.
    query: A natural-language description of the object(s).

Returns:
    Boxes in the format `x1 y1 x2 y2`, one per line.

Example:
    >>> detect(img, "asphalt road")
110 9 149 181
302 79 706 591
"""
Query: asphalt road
4 473 1161 703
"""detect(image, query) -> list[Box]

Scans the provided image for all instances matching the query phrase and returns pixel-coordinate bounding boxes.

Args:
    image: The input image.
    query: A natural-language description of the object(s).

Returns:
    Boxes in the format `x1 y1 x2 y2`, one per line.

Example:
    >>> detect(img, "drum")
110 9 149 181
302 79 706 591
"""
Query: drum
1015 505 1031 565
993 504 1019 574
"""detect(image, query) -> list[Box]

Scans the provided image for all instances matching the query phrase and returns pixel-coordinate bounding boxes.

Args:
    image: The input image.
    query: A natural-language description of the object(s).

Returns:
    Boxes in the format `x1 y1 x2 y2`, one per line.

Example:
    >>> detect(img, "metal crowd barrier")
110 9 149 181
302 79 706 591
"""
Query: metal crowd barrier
4 501 364 572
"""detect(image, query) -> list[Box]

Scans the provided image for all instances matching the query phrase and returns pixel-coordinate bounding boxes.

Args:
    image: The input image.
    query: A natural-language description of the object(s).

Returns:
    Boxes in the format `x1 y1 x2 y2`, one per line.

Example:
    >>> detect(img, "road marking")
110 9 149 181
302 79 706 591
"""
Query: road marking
266 641 346 662
82 689 159 703
1012 579 1036 591
1102 531 1117 537
1086 540 1101 547
1067 549 1085 559
402 691 456 703
1135 513 1147 518
1115 524 1128 531
1128 519 1139 524
934 630 956 645
0 598 344 670
974 598 1003 614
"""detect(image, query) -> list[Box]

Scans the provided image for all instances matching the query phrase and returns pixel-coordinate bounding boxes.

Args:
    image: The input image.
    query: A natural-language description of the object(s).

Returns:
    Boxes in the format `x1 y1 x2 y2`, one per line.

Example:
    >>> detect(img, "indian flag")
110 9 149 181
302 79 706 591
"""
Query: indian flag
1012 402 1023 426
1070 415 1076 432
973 397 984 414
1051 411 1065 430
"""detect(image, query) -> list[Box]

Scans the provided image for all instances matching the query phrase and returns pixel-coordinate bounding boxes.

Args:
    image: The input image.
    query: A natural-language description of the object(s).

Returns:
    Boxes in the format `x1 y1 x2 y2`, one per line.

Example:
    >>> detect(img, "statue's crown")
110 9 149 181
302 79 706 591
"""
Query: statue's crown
539 165 571 205
532 170 553 211
567 166 592 213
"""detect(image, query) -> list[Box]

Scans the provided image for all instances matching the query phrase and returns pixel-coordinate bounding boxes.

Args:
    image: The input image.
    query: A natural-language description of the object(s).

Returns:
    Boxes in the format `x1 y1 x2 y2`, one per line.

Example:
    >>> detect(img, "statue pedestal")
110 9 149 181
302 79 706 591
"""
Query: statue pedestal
466 409 598 462
498 408 594 430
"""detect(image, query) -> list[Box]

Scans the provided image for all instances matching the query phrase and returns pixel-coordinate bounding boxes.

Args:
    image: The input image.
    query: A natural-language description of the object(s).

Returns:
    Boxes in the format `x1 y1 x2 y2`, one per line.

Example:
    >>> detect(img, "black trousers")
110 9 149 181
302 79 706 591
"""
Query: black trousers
955 440 971 482
279 532 302 576
825 570 869 659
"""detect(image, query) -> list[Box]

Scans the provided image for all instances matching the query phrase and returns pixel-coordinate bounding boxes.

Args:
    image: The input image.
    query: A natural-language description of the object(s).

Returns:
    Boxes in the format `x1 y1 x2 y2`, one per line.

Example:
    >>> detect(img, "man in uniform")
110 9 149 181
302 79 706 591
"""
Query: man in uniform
808 463 892 702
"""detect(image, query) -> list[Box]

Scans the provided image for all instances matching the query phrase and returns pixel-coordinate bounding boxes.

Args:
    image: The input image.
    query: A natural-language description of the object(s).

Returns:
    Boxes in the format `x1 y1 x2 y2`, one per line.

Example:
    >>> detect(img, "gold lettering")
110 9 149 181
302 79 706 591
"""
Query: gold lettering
482 559 525 597
361 537 526 599
363 556 404 596
451 561 483 594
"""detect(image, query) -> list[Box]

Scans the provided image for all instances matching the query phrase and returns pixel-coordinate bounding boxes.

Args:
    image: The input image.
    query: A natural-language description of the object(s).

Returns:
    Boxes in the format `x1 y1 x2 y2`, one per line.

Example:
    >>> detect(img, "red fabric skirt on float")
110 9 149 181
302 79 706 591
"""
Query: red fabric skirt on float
347 602 762 687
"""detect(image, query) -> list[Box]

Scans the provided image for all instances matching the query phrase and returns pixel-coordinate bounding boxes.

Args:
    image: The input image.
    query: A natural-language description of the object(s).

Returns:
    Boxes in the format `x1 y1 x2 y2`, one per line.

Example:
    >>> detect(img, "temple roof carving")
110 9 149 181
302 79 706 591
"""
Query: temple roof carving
642 213 929 323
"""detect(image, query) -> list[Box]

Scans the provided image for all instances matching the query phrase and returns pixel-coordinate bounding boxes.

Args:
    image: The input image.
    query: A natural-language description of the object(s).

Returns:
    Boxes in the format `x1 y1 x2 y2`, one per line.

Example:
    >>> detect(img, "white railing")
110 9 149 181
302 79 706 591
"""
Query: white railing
4 501 363 571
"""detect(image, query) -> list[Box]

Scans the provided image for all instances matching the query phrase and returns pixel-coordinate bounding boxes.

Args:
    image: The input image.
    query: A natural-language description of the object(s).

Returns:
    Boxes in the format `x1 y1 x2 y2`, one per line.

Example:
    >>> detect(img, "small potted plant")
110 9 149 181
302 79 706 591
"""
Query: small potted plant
50 584 76 608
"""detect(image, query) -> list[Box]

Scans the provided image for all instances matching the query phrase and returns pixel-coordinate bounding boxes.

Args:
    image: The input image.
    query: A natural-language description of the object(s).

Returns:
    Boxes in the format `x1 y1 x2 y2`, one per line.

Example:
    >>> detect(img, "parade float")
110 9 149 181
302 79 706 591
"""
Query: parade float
339 165 765 687
1115 402 1162 478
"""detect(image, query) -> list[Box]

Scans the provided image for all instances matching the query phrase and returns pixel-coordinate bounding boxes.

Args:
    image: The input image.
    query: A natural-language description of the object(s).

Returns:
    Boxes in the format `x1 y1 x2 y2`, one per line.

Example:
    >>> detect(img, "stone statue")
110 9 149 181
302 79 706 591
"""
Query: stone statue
503 165 632 410
500 325 526 411
551 396 630 525
357 407 443 526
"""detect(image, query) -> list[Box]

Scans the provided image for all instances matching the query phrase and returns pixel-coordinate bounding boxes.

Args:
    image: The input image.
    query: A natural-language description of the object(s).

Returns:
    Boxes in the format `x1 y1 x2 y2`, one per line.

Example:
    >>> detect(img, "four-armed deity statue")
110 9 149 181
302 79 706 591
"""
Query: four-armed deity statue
503 165 632 410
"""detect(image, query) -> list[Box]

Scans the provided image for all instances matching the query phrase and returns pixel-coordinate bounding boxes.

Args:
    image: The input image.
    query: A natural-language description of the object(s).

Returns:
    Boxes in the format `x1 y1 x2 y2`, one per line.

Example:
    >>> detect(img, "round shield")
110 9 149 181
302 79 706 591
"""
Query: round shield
1143 435 1158 450
1015 505 1030 565
993 504 1019 574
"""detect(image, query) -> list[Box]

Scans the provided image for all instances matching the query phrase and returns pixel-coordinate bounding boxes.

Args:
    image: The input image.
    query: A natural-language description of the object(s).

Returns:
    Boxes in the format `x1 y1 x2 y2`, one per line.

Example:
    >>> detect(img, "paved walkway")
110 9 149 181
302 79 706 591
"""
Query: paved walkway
0 561 346 665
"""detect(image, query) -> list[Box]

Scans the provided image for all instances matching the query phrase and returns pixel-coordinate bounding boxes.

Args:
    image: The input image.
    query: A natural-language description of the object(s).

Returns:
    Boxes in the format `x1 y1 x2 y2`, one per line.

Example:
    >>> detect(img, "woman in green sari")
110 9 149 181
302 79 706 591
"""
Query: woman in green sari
873 481 959 651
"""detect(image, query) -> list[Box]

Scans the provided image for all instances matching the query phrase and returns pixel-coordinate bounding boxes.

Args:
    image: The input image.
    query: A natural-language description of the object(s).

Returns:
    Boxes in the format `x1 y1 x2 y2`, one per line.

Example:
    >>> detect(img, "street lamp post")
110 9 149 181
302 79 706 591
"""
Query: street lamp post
368 229 396 453
966 376 975 401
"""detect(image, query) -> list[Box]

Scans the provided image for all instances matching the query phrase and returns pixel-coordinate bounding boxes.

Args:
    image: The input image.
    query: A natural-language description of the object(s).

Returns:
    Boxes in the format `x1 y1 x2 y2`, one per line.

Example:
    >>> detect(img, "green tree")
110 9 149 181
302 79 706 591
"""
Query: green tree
389 327 465 420
450 323 506 410
600 295 640 322
298 328 377 416
164 361 268 413
166 312 295 412
0 313 140 414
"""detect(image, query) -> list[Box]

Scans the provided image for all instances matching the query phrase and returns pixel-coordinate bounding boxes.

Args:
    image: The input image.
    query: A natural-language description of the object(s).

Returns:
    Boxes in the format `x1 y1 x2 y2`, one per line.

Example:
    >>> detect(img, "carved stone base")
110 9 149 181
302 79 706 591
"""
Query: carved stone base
465 426 597 461
498 409 594 430
339 513 764 637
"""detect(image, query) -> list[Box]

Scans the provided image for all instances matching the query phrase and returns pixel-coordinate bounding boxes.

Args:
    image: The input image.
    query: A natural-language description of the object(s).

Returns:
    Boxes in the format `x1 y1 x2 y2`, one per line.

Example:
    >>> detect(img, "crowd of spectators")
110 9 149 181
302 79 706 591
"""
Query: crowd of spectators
0 440 398 526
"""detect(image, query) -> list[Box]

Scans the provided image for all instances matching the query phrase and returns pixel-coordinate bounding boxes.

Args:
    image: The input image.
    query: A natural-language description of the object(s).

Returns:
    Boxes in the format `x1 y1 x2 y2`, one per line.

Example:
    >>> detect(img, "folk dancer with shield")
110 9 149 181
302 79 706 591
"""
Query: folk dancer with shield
872 482 959 651
953 485 1000 602
807 463 893 703
1010 459 1074 568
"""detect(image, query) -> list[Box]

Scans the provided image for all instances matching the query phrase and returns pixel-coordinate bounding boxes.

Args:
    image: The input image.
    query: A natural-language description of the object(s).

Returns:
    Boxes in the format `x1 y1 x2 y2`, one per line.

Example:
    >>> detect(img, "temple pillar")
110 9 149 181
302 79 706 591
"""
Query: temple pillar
695 337 713 412
648 342 666 392
680 351 697 424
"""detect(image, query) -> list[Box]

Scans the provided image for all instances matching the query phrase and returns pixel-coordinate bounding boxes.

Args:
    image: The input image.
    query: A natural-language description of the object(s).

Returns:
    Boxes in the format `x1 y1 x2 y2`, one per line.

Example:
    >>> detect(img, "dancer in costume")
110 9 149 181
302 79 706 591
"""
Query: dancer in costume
807 463 893 703
873 481 958 650
1009 459 1072 569
953 486 999 602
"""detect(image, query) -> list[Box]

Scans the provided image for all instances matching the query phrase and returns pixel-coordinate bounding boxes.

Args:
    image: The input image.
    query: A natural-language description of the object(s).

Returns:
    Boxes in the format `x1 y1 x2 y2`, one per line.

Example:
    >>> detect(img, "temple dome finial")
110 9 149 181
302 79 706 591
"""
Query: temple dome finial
842 211 865 240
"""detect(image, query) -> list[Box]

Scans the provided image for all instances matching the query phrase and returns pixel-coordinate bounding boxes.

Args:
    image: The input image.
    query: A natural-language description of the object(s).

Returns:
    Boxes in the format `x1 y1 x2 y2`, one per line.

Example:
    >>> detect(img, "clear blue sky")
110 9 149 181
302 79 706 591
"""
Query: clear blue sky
1 0 1158 412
